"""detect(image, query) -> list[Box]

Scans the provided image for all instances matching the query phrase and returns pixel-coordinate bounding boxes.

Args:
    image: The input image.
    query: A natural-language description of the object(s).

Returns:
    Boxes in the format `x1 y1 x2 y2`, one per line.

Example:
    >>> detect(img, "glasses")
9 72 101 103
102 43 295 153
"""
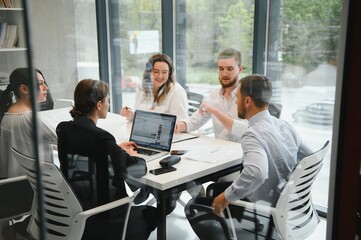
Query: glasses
152 69 169 76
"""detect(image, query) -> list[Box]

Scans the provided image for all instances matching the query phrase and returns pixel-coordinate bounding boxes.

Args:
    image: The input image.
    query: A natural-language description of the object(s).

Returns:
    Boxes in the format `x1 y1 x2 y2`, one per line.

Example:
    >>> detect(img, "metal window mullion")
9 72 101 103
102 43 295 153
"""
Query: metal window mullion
22 0 46 239
161 0 174 60
252 0 268 74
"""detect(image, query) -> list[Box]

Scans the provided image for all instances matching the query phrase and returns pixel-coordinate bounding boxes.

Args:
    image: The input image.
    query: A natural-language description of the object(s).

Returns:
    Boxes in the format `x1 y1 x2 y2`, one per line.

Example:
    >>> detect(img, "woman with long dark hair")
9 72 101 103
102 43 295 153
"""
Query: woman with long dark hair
0 68 56 179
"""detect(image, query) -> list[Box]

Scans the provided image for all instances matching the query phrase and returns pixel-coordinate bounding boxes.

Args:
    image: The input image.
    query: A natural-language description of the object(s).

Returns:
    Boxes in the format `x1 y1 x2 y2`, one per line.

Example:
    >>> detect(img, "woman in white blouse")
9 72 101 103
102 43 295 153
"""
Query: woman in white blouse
121 53 189 121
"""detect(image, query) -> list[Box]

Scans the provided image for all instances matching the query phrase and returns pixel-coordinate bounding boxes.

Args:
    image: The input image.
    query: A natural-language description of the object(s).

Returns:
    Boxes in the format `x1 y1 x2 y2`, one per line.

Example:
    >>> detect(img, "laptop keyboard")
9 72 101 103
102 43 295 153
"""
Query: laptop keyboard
137 148 160 156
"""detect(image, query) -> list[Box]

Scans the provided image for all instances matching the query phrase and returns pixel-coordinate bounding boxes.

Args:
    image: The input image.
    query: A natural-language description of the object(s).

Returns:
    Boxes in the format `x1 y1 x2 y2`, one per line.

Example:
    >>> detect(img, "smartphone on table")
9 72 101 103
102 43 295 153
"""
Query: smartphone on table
149 167 177 175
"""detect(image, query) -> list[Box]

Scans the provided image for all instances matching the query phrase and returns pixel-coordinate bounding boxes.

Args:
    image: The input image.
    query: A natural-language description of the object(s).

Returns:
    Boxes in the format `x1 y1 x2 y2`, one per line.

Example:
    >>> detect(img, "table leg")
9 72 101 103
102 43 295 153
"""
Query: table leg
157 192 167 240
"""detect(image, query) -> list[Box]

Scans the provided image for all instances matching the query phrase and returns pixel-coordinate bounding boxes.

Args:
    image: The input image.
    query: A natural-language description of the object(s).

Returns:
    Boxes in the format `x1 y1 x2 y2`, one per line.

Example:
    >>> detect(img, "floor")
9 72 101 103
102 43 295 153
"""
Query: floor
147 191 327 240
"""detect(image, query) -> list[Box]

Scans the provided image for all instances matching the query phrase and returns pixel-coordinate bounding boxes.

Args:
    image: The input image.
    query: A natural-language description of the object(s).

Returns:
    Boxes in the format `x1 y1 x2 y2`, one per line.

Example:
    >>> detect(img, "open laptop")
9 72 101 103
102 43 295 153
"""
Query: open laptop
129 110 177 161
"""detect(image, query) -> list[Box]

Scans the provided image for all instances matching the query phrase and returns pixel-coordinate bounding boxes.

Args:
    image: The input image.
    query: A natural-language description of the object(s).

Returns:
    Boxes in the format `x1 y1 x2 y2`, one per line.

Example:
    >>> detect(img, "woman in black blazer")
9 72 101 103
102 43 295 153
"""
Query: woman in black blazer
56 79 159 240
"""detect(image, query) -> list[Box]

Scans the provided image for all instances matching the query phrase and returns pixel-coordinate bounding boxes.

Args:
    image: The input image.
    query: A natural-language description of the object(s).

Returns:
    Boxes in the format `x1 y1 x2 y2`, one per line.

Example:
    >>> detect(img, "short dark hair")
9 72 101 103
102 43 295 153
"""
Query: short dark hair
217 48 242 66
240 74 272 108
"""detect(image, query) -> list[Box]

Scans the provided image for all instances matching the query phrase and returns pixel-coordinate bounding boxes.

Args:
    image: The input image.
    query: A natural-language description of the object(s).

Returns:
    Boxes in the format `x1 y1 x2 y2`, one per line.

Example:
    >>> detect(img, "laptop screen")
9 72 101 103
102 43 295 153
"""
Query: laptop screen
129 110 177 151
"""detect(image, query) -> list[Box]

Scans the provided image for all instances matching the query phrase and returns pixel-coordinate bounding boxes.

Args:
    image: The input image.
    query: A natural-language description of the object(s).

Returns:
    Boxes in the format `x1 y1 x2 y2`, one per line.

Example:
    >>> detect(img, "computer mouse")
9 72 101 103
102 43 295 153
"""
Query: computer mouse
159 155 181 168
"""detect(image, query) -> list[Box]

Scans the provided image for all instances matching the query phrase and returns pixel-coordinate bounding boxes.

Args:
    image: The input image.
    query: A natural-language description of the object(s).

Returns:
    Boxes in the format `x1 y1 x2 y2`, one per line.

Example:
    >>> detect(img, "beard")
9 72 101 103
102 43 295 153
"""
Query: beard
238 109 246 119
219 75 238 88
237 101 246 119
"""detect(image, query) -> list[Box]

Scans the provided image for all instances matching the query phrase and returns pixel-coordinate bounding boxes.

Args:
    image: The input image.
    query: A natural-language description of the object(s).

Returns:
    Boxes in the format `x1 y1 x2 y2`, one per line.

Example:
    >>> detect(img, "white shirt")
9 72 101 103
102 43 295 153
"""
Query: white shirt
134 82 189 121
0 112 57 178
184 87 248 142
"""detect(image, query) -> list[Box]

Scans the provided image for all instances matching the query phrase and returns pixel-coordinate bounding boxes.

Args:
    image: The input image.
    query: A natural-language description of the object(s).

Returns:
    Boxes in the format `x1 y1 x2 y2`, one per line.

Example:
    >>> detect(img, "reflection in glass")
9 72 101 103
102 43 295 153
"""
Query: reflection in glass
267 0 341 209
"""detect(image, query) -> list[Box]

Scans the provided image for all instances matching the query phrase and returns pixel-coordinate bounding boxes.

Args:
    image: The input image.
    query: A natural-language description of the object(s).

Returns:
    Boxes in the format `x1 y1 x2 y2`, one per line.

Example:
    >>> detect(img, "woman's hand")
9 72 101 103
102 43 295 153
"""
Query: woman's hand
120 106 135 120
119 141 138 156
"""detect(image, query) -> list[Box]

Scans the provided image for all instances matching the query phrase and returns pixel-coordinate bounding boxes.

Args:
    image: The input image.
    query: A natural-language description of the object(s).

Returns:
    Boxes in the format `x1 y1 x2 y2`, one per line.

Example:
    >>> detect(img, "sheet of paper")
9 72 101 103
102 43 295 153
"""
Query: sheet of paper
183 147 235 163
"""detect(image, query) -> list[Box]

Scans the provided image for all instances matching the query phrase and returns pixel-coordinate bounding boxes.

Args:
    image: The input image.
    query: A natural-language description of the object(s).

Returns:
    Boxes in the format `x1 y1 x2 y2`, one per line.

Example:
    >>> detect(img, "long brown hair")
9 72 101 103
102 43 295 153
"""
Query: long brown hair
142 53 175 104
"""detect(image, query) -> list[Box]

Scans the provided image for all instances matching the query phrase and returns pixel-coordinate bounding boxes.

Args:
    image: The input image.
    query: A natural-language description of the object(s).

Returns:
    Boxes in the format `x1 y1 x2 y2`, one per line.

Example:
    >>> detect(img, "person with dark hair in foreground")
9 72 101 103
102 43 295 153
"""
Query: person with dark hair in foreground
0 68 57 237
56 79 159 240
0 68 56 179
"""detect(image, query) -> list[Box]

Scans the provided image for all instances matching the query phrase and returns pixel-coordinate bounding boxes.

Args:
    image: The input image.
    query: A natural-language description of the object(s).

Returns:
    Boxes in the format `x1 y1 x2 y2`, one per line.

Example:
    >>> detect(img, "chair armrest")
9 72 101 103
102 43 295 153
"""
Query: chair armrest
229 199 274 215
0 175 27 185
187 203 233 240
68 197 132 240
80 196 132 217
189 203 213 212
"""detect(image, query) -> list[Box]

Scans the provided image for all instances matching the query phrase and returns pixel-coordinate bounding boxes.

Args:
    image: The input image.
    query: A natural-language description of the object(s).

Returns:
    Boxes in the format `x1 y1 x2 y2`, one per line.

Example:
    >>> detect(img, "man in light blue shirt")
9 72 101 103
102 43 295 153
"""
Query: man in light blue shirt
212 74 312 217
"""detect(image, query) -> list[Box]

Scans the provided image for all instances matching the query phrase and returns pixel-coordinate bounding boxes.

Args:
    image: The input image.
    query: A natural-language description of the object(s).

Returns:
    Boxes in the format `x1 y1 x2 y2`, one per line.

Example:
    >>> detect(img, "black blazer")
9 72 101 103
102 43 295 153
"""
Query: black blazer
56 115 146 208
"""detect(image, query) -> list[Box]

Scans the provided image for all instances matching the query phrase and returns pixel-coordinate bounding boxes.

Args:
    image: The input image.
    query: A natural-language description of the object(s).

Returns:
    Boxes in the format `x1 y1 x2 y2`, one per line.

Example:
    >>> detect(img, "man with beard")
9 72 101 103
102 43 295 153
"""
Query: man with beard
211 74 312 213
185 75 312 231
175 48 248 142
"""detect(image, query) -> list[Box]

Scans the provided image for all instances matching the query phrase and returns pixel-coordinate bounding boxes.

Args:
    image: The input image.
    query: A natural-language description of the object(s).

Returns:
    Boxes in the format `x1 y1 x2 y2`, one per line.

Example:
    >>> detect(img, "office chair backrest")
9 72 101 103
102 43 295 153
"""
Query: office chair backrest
0 176 33 222
268 102 283 118
187 91 204 116
274 140 330 240
185 141 330 240
12 147 83 240
56 121 110 206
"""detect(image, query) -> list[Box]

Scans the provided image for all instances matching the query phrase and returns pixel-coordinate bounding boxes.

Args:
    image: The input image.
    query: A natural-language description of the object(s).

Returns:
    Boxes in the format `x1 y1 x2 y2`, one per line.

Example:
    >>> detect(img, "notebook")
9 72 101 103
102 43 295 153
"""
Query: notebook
129 110 177 161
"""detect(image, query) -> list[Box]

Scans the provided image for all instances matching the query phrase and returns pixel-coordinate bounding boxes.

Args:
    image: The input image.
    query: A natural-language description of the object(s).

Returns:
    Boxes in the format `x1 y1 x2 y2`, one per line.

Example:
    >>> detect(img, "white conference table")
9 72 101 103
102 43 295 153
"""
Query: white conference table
39 108 244 240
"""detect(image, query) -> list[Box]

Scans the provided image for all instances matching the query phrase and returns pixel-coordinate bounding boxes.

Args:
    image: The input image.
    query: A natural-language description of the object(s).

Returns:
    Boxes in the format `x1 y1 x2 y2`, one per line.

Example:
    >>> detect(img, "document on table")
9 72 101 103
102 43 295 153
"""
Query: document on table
183 147 235 163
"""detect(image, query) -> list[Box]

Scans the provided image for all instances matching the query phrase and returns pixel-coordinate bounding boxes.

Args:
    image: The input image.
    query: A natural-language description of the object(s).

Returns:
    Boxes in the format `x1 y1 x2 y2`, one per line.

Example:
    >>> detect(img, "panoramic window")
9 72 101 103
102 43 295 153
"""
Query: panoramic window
27 0 340 219
112 0 162 109
266 0 341 210
176 0 255 95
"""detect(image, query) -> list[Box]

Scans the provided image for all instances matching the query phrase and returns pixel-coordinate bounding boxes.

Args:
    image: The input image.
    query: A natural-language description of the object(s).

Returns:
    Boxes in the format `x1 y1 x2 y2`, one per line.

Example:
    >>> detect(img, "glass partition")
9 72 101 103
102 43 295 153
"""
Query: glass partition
29 0 99 106
14 0 345 238
110 0 162 110
175 0 255 95
266 0 341 210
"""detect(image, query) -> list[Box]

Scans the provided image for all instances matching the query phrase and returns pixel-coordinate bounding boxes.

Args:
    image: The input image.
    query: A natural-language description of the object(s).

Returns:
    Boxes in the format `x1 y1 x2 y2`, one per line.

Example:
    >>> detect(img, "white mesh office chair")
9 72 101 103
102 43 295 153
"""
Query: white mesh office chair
187 91 204 116
230 140 330 239
268 102 283 118
186 141 330 240
12 147 132 240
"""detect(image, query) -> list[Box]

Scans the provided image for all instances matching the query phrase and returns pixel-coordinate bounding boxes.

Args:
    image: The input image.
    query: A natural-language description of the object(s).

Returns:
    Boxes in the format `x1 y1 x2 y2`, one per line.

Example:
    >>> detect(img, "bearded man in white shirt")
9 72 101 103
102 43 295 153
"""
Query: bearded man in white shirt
175 48 248 142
